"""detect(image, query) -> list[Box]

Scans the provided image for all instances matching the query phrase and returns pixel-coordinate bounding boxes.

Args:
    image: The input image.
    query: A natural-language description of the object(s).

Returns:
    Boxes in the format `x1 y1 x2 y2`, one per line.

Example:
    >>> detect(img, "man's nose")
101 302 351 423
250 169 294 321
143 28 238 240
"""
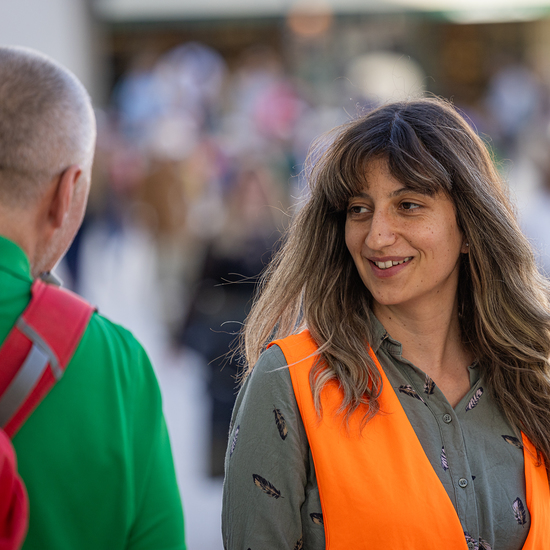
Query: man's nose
365 210 397 250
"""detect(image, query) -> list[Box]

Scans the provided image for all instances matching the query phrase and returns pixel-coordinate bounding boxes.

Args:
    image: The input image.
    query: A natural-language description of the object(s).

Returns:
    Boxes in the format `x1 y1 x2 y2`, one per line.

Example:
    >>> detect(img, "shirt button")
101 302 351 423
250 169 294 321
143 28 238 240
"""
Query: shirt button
458 478 468 488
443 413 452 423
467 543 475 550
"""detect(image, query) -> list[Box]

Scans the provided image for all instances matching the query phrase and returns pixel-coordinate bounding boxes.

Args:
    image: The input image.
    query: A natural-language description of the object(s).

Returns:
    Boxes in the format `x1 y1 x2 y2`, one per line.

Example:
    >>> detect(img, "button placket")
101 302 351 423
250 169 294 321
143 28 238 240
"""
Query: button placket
380 344 482 545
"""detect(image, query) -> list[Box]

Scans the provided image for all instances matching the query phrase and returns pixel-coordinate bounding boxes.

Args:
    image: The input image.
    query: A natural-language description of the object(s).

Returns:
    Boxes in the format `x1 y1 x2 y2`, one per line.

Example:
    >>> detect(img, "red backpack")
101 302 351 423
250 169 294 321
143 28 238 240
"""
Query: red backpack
0 279 94 550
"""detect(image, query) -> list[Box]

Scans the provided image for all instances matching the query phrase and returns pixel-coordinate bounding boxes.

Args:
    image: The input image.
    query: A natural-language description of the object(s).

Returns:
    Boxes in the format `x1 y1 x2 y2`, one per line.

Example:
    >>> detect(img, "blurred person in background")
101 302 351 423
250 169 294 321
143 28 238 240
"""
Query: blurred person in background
0 46 186 550
181 160 285 476
223 97 550 549
520 125 550 277
485 60 543 162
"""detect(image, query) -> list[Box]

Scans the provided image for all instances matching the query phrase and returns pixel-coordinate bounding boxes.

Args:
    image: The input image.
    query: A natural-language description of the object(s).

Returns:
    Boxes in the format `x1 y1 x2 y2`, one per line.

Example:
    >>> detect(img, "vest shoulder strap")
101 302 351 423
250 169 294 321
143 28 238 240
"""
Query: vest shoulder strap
0 279 95 438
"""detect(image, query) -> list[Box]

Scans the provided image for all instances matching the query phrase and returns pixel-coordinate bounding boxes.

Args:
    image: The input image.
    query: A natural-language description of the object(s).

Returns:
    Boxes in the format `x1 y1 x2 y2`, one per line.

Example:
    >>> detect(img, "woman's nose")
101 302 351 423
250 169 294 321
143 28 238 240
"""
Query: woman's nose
365 211 397 251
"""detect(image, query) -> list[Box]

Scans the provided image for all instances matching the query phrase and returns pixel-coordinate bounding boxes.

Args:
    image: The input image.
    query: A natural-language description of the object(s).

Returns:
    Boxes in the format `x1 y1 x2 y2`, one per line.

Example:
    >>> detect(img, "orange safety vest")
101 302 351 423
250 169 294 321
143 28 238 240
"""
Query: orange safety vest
270 330 550 550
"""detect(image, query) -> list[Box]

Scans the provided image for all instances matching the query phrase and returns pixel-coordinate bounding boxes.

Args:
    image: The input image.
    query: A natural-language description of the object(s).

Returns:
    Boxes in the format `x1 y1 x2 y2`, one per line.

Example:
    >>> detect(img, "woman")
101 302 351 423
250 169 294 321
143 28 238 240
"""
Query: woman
222 97 550 550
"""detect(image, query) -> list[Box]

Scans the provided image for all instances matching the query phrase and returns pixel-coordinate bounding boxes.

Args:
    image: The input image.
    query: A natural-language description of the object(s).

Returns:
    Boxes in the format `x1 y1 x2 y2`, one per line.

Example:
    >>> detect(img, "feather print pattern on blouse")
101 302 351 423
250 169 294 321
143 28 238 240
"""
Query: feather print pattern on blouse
479 538 492 550
310 513 324 525
252 474 283 499
398 385 426 404
464 532 479 550
465 387 483 411
273 407 288 440
229 425 239 457
293 537 303 550
440 447 449 471
424 374 435 396
501 435 522 449
512 497 527 526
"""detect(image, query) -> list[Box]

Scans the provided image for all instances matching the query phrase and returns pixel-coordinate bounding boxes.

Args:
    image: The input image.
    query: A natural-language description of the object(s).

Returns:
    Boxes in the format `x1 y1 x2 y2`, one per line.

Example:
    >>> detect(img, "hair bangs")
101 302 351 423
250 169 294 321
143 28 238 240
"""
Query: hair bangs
320 134 386 212
314 107 456 212
386 115 453 197
332 154 372 212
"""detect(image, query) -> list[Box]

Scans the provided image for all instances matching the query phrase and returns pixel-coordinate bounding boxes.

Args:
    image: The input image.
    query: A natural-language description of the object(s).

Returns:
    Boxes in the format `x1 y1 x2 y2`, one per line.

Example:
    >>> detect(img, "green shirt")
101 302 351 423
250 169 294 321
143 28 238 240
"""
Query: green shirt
223 316 529 550
0 236 186 550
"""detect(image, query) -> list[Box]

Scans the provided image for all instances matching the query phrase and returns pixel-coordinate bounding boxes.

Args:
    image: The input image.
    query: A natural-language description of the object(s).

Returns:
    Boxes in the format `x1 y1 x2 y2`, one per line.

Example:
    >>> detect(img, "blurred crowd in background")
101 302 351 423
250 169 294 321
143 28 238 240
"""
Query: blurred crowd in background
66 12 550 476
50 9 550 479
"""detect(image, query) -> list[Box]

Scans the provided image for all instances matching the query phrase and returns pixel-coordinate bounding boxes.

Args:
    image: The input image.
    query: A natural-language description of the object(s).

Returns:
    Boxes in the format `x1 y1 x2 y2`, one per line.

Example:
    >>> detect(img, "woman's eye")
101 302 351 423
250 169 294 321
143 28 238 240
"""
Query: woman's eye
348 205 369 215
400 202 420 211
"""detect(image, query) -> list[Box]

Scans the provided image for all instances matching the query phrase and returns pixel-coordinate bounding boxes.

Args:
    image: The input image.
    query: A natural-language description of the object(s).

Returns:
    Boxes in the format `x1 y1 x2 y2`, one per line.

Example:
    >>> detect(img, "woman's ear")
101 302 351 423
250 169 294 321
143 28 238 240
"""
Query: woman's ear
48 165 82 229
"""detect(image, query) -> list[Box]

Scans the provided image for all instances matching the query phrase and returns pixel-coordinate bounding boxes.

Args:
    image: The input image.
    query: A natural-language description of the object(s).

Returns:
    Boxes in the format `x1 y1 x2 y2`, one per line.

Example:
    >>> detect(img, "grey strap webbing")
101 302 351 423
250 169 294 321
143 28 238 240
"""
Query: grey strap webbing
0 344 49 428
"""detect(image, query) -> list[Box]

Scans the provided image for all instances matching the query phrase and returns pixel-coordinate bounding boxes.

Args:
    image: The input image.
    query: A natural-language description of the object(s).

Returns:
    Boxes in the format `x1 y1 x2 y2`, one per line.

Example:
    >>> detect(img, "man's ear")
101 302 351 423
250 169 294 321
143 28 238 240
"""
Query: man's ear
48 165 82 229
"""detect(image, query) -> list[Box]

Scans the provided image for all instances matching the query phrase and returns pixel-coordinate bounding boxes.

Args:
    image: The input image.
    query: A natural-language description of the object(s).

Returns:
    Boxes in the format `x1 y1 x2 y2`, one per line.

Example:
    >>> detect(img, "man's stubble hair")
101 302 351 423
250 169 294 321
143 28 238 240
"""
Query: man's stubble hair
0 46 96 206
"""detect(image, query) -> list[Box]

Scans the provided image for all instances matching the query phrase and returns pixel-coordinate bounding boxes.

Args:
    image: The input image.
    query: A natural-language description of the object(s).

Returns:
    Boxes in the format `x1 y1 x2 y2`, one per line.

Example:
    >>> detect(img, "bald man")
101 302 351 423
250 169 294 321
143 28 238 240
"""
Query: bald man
0 47 186 550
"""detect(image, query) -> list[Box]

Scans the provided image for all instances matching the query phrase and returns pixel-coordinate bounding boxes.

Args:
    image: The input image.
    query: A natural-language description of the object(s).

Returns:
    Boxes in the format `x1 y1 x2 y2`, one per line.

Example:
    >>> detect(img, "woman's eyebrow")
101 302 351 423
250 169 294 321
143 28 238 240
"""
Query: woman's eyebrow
352 191 371 199
351 186 424 200
389 187 413 198
390 186 435 198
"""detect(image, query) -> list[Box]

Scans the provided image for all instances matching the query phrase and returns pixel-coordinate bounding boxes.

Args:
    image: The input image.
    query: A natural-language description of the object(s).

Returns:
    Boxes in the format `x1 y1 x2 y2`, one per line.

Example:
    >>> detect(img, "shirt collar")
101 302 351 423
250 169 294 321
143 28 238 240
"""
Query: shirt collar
368 306 479 378
0 235 64 287
468 359 480 385
367 308 403 356
39 270 63 287
0 235 32 283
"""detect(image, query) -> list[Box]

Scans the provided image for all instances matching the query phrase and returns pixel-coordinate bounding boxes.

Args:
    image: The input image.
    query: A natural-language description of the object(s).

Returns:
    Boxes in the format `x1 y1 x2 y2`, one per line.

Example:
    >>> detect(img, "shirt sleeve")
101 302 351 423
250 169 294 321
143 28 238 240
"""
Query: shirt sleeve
125 338 186 550
222 345 310 550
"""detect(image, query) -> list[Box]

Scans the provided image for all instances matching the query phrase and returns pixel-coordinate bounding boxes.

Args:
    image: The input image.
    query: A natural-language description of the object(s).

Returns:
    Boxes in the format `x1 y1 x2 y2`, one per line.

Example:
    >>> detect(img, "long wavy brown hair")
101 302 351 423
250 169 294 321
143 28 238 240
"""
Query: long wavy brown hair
241 97 550 470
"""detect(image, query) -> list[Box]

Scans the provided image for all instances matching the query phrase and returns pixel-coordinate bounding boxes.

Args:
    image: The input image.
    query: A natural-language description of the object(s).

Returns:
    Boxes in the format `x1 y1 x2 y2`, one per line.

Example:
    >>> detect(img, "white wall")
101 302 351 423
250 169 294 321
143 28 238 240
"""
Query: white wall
0 0 99 99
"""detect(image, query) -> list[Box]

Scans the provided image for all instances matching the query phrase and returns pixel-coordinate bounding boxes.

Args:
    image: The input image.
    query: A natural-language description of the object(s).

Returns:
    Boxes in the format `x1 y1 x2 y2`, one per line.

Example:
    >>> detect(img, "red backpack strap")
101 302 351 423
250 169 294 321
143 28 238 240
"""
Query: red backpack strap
0 279 95 438
0 430 28 549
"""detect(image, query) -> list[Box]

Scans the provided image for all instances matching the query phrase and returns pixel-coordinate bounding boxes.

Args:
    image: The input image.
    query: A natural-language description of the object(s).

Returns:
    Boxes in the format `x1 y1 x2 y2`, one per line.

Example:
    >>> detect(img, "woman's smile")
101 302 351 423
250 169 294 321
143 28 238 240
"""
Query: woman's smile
370 256 413 270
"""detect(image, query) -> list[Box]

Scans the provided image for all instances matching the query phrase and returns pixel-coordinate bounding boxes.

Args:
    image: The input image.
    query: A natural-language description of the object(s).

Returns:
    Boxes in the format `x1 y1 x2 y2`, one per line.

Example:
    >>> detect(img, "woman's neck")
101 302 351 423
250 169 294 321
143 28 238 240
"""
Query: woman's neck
373 299 473 407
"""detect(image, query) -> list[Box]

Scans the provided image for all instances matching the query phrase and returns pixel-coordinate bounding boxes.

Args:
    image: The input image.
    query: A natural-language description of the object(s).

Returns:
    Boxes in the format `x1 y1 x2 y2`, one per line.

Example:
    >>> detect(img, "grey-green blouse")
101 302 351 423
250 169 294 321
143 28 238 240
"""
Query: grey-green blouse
222 316 530 550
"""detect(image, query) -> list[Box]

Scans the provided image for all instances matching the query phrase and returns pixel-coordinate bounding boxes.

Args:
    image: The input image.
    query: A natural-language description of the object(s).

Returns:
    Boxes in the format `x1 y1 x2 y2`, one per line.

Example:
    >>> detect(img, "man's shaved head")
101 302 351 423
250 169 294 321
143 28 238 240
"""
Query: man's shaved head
0 46 96 206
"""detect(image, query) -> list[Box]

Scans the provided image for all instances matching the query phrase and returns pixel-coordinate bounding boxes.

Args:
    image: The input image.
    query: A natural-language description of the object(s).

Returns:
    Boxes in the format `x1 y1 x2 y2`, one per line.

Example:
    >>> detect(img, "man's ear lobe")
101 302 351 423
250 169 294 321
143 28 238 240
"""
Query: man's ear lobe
49 165 82 229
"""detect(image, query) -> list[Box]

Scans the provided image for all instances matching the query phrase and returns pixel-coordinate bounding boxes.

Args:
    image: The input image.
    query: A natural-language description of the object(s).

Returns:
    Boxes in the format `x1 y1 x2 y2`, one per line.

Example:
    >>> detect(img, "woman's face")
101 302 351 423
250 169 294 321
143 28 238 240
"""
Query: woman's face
345 158 467 314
